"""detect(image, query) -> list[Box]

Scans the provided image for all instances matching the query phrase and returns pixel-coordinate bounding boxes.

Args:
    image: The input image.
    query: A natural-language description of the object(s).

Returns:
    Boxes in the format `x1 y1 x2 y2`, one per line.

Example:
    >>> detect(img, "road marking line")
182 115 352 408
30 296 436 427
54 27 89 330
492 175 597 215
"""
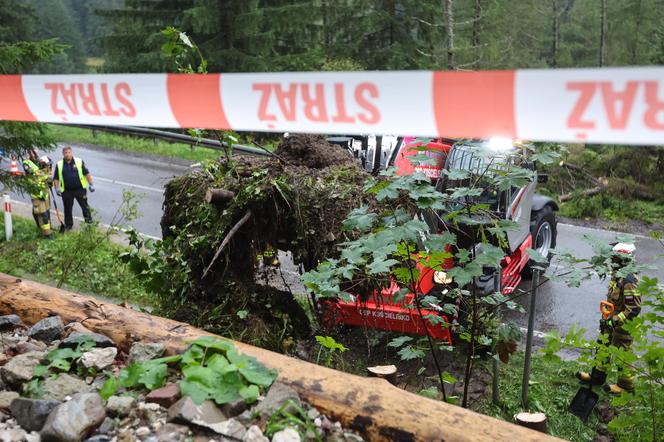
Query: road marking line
558 222 651 240
94 176 164 194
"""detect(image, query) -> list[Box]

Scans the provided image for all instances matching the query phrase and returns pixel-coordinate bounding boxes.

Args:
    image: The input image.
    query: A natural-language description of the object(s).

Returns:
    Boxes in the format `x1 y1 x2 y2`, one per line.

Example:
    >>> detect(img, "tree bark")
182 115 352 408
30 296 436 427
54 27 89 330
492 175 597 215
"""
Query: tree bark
631 0 643 64
472 0 482 68
599 0 607 67
551 0 560 68
445 0 455 70
0 273 562 442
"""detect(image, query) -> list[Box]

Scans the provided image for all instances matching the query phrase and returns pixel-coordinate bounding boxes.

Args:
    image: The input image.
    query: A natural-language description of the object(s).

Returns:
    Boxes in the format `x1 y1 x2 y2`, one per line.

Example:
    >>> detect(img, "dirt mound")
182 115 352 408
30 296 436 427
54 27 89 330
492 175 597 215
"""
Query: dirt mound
275 134 357 169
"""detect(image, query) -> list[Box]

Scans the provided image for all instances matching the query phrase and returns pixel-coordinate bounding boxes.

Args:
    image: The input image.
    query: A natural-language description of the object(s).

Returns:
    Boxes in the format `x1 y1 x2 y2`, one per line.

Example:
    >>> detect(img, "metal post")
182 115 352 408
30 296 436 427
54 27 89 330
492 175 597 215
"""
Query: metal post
522 269 540 409
492 268 502 405
3 194 13 241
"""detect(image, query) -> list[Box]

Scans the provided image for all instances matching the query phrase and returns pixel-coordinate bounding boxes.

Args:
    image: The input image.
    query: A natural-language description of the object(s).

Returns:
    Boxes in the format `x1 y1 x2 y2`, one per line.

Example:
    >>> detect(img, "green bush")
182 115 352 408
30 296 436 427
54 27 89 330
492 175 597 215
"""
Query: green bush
0 216 152 305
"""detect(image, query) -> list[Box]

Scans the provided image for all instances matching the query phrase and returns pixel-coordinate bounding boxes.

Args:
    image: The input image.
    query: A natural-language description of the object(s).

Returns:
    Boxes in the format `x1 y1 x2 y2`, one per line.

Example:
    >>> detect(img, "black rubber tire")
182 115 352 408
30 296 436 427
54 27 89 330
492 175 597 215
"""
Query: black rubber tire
522 205 557 279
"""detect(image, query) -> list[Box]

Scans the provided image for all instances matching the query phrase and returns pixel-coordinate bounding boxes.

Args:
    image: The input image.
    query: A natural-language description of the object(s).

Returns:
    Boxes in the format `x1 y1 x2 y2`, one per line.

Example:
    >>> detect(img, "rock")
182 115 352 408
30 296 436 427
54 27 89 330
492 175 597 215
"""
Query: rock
204 418 246 439
80 348 117 371
28 317 64 343
41 393 106 442
62 323 93 338
0 391 19 408
128 343 165 364
42 373 92 401
85 436 111 442
0 354 10 367
60 332 114 349
306 408 320 421
25 431 41 442
272 428 301 442
1 334 27 348
167 397 225 431
155 423 190 442
116 429 137 442
0 315 23 332
254 382 300 416
140 402 164 425
1 351 46 386
221 398 248 418
243 426 268 442
10 398 61 432
343 433 364 442
15 340 47 354
106 396 136 418
0 427 28 442
135 427 151 437
145 384 180 408
97 417 115 435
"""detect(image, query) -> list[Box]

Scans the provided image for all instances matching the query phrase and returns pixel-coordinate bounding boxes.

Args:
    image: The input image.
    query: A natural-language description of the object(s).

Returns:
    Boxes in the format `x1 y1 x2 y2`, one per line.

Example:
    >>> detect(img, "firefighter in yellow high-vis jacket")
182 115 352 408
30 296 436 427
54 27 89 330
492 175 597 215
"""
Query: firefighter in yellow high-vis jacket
23 149 53 239
577 243 641 394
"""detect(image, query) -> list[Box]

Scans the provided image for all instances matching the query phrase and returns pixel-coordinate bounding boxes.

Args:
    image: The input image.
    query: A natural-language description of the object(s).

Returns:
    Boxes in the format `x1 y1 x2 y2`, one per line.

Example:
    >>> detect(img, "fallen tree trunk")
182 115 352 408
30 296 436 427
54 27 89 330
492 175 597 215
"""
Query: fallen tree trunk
559 185 604 202
0 273 561 442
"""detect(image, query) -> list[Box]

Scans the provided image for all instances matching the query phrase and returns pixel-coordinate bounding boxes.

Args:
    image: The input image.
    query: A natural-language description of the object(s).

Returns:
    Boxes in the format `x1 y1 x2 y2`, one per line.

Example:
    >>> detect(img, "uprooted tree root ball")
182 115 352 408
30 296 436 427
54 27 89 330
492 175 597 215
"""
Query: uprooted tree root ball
159 135 371 347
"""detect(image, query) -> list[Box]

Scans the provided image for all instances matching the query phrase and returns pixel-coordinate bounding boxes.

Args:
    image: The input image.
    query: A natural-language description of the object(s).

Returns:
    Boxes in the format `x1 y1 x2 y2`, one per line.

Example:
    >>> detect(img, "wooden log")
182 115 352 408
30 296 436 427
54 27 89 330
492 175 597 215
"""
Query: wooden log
0 273 561 442
367 365 398 385
204 188 235 206
514 412 548 433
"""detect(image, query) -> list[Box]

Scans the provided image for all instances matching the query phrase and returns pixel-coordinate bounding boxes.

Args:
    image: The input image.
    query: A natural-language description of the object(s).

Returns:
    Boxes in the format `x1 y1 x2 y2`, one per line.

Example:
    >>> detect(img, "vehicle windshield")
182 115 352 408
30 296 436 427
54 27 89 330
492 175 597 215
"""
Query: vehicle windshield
441 142 511 211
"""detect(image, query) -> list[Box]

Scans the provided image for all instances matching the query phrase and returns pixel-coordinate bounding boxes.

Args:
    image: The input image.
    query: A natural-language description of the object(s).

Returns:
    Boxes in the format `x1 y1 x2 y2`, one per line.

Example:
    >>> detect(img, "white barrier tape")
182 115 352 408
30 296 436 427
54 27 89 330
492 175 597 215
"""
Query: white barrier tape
1 68 663 144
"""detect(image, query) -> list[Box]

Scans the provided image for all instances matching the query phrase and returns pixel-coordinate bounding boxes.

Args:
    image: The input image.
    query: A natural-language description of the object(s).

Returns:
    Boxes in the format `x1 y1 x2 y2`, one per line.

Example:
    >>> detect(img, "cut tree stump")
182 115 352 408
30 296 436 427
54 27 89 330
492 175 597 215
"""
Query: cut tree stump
367 365 398 384
0 273 562 442
514 412 548 433
204 188 235 206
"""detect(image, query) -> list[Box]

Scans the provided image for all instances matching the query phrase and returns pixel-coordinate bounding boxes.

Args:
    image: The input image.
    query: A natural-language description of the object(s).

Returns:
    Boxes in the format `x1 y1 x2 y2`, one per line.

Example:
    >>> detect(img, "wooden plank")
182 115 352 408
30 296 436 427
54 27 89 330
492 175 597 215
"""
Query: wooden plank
0 273 561 442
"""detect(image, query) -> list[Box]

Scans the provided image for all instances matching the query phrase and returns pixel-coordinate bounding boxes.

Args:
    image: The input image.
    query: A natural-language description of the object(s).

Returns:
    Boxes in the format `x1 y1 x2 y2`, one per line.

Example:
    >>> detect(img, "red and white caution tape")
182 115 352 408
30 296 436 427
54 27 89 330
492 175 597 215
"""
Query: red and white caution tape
1 68 663 144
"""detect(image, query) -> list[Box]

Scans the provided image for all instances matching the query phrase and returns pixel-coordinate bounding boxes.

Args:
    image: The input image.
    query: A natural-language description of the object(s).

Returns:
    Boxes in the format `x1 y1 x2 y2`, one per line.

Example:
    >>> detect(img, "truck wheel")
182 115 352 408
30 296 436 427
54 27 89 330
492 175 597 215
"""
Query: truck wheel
522 205 557 279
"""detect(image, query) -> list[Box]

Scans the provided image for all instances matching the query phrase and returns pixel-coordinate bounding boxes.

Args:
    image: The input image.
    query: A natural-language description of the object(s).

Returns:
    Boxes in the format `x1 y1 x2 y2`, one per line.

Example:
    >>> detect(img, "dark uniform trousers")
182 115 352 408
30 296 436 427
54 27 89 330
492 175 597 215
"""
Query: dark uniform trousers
590 274 641 390
62 188 92 228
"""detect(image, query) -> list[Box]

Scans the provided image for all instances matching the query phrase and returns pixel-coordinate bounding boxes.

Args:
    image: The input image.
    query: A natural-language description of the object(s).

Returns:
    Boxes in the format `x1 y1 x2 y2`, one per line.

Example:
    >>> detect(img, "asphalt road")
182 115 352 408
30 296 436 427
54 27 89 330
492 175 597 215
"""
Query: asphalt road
2 144 663 339
3 144 189 238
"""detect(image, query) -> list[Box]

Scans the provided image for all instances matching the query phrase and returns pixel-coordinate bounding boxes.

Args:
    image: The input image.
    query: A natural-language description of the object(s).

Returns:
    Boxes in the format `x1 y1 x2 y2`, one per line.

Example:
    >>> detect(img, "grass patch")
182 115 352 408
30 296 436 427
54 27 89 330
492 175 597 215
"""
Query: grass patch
474 352 606 441
0 215 154 307
559 194 664 225
47 124 221 162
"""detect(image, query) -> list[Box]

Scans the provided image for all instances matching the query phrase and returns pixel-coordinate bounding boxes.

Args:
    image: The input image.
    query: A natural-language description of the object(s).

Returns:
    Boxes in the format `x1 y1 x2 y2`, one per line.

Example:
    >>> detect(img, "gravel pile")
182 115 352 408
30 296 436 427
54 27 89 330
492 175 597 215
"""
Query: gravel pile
0 315 364 442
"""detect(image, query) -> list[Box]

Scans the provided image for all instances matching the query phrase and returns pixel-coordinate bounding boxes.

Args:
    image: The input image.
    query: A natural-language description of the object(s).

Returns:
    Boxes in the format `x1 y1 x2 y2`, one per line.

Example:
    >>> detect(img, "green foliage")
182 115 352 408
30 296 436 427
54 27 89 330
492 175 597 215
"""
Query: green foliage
265 399 322 441
0 215 151 305
26 334 97 399
102 336 277 407
303 141 558 406
314 335 348 368
544 245 664 441
475 352 599 441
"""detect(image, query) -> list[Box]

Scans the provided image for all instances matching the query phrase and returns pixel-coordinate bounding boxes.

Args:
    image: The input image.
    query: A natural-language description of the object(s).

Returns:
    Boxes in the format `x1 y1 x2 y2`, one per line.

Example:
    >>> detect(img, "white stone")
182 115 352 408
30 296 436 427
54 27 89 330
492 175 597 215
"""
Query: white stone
243 425 269 442
271 428 301 442
80 347 117 371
